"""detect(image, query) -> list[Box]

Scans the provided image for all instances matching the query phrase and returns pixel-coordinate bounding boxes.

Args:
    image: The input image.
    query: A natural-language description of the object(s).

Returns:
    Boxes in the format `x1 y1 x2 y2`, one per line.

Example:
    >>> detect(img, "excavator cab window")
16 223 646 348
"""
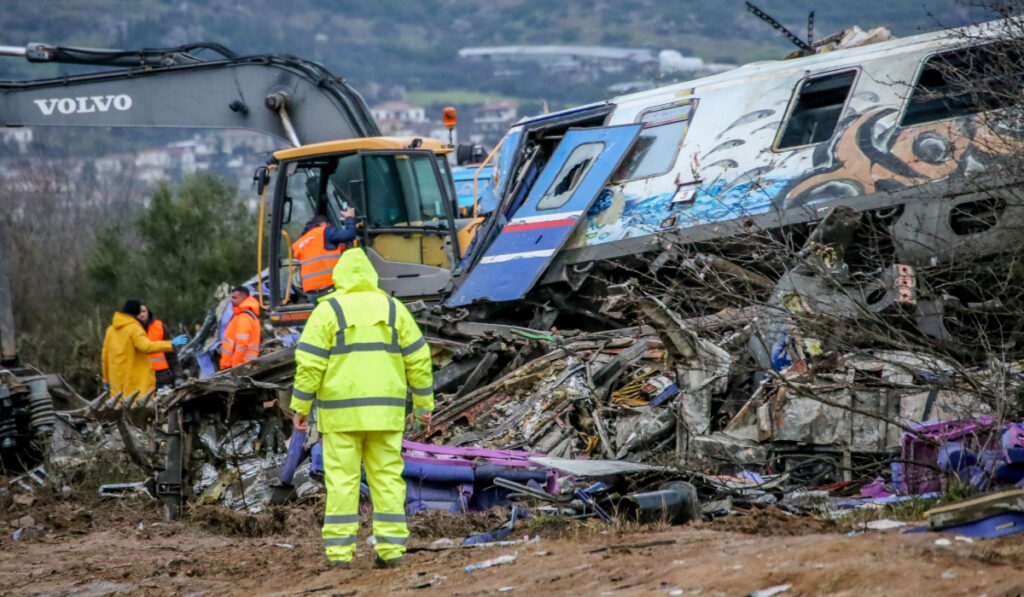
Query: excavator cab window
282 162 320 238
325 155 363 216
435 156 459 217
269 149 460 314
364 153 448 227
359 151 457 272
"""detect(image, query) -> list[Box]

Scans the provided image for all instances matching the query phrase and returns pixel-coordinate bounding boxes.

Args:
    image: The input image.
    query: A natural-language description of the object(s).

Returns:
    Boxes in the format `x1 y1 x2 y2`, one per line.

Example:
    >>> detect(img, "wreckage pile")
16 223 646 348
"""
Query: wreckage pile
7 243 1024 540
64 281 1024 530
419 297 1023 482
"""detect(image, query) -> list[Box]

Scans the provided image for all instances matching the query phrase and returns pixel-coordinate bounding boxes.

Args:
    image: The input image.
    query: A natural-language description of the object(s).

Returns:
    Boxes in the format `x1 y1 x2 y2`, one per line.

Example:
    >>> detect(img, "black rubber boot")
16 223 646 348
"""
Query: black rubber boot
373 556 403 569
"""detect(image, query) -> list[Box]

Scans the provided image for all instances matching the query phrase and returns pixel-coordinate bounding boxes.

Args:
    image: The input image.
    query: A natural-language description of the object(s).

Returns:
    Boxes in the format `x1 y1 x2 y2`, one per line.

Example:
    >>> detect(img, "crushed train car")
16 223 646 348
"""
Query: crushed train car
450 18 1024 345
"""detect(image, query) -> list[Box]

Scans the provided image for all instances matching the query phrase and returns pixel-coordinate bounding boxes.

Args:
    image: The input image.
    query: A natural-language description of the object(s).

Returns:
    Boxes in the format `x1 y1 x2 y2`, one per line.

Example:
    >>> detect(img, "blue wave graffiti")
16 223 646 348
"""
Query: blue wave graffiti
582 179 791 245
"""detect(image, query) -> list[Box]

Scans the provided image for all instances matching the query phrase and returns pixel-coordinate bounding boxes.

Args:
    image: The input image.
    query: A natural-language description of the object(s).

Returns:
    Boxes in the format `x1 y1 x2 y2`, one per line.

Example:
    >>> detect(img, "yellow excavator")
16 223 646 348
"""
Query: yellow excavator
0 41 479 330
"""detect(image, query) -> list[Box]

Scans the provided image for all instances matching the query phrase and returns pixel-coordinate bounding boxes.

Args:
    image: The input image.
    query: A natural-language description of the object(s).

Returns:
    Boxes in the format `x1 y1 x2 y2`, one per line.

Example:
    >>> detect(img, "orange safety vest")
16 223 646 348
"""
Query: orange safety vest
220 295 262 370
291 224 345 293
147 319 170 372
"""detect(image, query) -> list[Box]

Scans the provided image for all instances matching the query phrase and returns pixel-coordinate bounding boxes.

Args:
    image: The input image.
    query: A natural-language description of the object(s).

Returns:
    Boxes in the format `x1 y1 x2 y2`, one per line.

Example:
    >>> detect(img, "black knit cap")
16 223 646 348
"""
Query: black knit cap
121 299 142 316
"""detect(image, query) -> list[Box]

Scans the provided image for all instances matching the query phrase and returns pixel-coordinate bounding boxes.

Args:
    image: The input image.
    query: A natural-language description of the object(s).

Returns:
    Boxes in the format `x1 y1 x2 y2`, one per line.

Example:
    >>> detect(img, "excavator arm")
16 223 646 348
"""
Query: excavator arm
0 41 385 363
0 42 380 146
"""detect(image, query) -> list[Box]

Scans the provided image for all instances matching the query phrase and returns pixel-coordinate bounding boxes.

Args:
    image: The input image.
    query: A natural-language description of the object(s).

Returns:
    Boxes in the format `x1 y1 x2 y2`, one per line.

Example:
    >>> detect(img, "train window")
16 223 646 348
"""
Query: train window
901 44 1020 126
777 70 856 149
614 101 694 182
537 142 604 211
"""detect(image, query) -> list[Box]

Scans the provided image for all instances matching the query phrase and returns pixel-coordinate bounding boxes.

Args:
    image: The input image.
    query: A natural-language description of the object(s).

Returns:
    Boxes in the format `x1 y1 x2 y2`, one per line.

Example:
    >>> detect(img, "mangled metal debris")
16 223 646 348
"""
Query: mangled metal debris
1 366 92 474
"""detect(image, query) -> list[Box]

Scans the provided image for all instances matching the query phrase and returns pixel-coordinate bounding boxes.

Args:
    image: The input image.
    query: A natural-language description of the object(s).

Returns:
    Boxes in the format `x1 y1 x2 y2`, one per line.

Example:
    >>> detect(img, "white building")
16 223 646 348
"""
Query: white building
370 101 428 125
1 128 33 154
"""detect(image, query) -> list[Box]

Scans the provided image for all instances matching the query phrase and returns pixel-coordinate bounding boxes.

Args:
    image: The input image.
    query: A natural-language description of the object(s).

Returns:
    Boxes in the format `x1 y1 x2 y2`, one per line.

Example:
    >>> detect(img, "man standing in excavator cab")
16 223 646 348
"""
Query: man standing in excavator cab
290 248 434 569
219 286 262 370
291 206 357 301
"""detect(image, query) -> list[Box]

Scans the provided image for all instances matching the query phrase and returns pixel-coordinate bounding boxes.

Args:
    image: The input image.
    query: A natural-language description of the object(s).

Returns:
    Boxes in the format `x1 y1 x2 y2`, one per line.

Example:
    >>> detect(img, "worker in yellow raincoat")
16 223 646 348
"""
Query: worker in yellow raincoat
101 299 187 397
290 249 433 569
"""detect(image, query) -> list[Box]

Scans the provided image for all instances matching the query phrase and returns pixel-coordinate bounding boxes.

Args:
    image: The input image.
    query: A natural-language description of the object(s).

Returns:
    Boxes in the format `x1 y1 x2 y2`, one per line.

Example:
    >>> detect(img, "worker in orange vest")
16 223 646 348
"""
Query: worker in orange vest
291 206 357 300
140 304 184 388
220 286 261 369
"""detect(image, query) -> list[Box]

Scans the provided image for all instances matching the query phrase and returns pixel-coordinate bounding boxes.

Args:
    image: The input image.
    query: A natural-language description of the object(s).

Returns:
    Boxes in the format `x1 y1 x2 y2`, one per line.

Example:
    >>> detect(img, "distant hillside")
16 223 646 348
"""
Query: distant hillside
0 0 997 108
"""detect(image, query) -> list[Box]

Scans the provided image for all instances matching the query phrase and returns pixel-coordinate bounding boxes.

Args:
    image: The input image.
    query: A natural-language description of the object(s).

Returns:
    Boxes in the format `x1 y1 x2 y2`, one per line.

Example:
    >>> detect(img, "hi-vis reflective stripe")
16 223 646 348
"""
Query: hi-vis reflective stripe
151 355 168 364
324 514 359 524
300 254 340 267
323 536 357 546
317 297 412 356
316 397 405 409
375 535 407 545
401 337 426 355
410 385 432 396
235 333 250 340
297 342 330 358
292 388 315 401
331 340 400 355
301 267 335 282
373 513 406 523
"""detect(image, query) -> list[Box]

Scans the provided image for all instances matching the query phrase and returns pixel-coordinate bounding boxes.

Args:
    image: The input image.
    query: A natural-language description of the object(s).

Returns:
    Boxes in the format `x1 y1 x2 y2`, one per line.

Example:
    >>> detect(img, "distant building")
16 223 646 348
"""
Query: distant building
460 44 733 87
135 147 176 184
473 101 518 135
658 50 735 77
459 45 658 81
1 128 33 154
371 101 432 136
1 128 331 192
371 101 428 124
606 81 657 95
218 129 280 156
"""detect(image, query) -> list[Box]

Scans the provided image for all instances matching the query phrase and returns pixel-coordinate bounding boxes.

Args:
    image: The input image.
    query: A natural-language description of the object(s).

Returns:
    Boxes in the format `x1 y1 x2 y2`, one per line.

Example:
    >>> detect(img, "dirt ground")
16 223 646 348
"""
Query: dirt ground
2 495 1024 597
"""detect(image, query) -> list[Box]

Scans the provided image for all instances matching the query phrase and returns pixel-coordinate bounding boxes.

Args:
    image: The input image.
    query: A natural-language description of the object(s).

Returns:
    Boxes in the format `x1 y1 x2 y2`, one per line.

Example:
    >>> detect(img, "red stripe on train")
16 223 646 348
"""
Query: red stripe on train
503 218 577 233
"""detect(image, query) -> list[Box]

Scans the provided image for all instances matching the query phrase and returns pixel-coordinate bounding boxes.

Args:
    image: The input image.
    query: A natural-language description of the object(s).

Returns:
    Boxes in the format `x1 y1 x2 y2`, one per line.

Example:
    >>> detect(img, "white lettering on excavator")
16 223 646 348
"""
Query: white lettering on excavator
91 96 113 111
32 95 133 116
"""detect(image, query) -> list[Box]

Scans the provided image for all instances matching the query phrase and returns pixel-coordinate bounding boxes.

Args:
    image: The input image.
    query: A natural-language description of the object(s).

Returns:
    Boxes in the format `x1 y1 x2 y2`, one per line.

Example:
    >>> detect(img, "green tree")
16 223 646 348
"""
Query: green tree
87 172 258 327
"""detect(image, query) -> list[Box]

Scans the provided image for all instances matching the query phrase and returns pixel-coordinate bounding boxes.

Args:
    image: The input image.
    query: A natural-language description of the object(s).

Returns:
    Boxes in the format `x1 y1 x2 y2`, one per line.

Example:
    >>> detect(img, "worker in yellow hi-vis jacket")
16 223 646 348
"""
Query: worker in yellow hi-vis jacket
289 248 433 569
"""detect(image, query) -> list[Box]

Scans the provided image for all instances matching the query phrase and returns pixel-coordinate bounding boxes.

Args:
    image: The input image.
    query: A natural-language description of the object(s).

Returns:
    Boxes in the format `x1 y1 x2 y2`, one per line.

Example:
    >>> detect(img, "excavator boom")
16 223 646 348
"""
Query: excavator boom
0 42 379 145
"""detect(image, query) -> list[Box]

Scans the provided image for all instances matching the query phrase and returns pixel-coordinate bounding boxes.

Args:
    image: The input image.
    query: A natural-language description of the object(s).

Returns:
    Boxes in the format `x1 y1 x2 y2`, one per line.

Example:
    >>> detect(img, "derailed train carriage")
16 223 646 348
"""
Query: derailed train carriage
448 18 1024 347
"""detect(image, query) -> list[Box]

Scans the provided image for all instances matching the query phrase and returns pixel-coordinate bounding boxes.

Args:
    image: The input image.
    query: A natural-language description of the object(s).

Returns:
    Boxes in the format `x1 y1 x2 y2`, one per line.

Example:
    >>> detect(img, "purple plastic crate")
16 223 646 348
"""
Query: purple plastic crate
900 417 998 494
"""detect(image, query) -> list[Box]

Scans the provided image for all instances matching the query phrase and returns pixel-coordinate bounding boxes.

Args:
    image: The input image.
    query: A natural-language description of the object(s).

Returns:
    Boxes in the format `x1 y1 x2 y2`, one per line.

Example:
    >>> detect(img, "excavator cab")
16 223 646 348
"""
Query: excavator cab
266 137 461 324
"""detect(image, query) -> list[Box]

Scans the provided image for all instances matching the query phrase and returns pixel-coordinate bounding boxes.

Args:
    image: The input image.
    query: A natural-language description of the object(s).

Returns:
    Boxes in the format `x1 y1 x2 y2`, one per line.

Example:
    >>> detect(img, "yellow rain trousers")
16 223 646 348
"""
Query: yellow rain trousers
290 248 434 564
321 430 407 562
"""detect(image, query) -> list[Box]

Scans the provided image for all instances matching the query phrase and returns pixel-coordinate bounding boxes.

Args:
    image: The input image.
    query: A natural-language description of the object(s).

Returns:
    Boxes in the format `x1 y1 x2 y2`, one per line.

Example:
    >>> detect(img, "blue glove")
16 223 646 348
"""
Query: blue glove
102 382 110 393
171 334 188 349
